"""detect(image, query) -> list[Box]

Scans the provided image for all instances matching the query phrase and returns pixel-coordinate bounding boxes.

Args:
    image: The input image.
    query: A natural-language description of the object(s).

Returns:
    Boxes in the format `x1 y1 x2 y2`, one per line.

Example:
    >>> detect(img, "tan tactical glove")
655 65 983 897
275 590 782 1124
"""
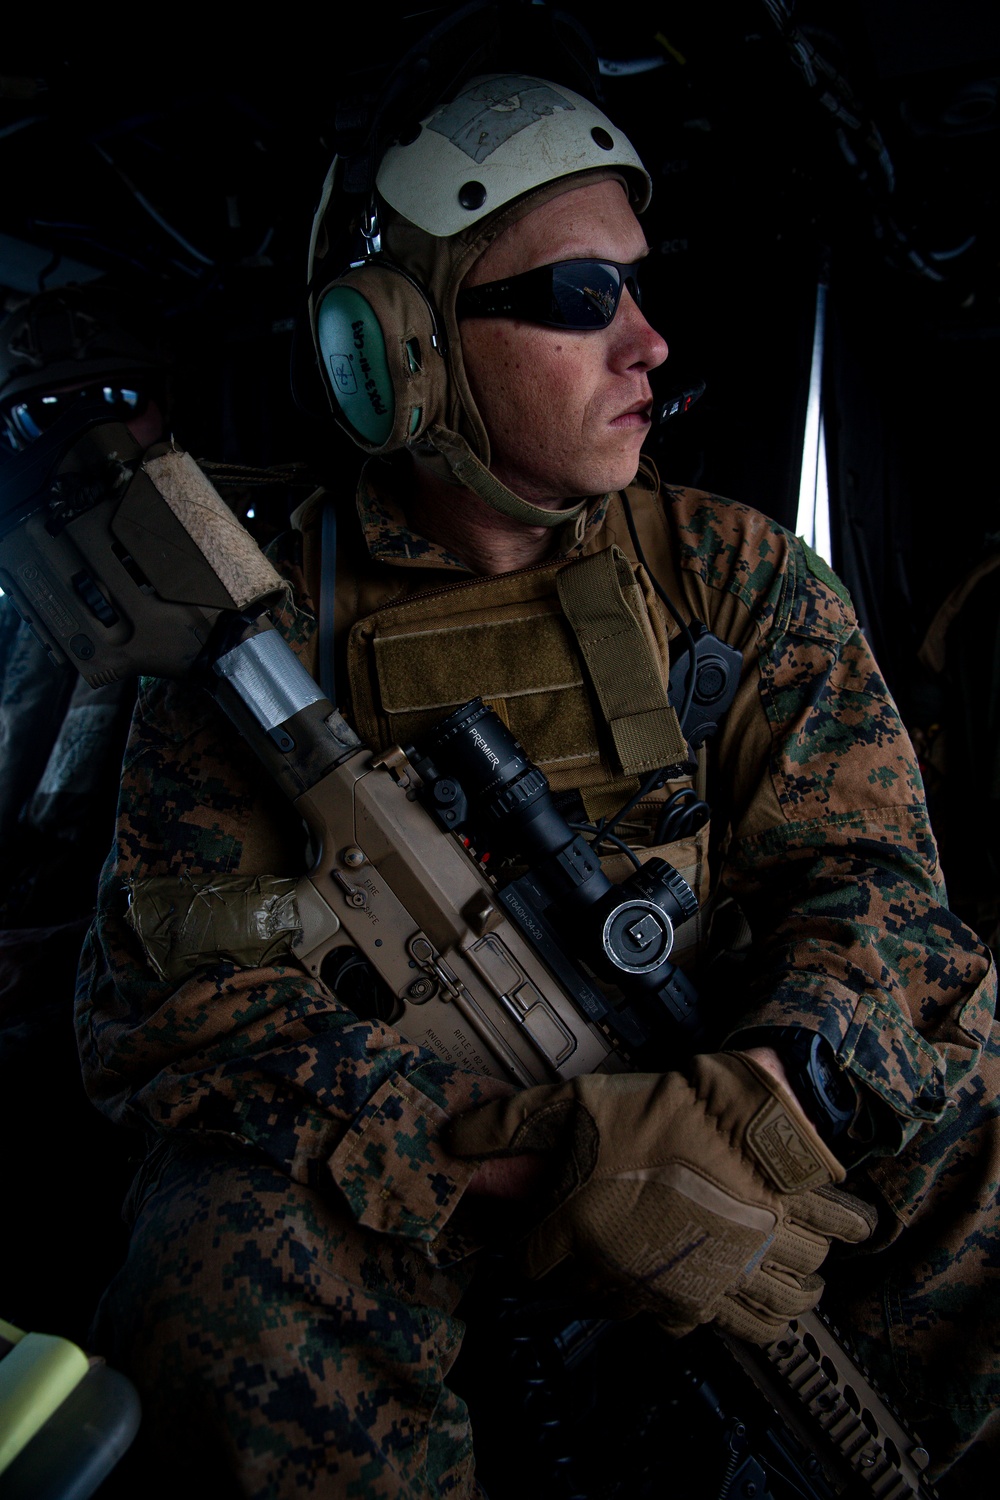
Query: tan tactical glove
446 1052 877 1344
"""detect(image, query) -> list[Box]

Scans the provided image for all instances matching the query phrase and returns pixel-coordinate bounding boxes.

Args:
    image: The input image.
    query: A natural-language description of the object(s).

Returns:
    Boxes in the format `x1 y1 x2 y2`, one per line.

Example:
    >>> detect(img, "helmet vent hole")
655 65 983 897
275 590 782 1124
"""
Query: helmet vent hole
405 338 422 373
591 127 614 150
396 121 421 147
459 181 487 210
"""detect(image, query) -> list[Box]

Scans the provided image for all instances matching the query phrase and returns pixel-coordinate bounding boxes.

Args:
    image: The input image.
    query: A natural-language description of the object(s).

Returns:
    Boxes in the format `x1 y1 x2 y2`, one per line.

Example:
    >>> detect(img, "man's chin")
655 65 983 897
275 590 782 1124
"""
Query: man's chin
595 436 653 495
585 458 647 497
490 452 646 508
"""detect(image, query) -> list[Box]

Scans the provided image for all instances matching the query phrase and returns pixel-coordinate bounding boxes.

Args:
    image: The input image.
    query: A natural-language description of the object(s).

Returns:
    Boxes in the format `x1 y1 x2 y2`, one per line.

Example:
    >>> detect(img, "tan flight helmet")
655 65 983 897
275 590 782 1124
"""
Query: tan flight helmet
307 72 652 529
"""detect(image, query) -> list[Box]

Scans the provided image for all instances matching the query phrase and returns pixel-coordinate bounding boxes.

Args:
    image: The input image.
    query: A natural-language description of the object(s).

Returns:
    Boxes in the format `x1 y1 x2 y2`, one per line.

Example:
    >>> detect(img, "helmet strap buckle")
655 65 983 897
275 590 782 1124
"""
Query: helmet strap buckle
362 201 382 256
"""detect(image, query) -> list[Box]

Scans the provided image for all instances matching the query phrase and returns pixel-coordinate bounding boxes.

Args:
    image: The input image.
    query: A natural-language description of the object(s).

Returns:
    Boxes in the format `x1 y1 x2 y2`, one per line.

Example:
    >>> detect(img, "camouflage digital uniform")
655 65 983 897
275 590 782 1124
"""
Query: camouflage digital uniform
0 597 138 1340
78 454 999 1498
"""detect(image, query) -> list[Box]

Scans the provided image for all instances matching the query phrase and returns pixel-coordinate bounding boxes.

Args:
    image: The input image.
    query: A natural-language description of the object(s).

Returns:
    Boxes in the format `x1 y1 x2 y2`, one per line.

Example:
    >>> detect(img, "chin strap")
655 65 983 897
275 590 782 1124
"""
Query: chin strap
424 424 591 534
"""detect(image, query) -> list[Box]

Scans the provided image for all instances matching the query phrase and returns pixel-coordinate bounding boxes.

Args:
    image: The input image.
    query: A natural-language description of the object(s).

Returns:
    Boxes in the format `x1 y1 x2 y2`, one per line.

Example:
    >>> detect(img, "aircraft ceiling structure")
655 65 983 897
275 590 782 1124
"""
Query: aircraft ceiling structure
1 0 997 700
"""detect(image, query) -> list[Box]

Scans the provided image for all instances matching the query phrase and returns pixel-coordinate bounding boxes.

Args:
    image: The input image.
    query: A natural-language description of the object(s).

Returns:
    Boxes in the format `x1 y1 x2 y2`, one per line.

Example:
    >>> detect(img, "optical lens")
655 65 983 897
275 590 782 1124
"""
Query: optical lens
549 261 623 328
457 259 643 330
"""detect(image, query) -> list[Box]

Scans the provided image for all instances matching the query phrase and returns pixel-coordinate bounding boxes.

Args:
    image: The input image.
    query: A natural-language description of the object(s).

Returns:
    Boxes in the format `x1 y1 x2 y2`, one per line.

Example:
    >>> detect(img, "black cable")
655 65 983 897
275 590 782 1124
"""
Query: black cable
581 781 708 864
654 786 710 844
568 823 643 870
595 766 666 843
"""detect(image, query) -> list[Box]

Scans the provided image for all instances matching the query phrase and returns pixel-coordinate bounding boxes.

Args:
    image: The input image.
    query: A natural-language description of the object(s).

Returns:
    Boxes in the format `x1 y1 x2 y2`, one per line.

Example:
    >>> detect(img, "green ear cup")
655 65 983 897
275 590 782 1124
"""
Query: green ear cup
316 286 395 446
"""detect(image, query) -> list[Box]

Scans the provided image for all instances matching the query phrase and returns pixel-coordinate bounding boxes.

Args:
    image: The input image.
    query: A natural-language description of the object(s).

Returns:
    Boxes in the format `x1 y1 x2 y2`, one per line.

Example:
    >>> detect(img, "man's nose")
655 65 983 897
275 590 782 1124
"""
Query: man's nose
615 288 669 371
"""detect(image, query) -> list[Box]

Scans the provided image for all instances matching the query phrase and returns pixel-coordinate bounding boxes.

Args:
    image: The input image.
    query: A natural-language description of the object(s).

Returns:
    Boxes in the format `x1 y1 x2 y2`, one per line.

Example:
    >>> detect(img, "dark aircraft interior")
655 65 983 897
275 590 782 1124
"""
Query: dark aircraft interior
0 3 998 1496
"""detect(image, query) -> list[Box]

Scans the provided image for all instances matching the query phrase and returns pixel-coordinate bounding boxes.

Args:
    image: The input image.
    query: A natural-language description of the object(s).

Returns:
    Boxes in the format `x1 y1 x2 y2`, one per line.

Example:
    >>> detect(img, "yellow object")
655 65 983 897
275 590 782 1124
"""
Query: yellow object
0 1321 89 1474
655 31 687 65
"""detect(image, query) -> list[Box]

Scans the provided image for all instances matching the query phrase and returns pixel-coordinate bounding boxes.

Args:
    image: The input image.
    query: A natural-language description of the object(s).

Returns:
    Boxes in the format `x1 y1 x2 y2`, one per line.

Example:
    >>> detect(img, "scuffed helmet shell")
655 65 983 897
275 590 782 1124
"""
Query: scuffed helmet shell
377 73 651 239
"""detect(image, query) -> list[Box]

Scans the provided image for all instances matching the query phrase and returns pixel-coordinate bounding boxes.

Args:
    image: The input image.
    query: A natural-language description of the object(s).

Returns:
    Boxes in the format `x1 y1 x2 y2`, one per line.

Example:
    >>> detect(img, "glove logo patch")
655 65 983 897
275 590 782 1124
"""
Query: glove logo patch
747 1099 830 1192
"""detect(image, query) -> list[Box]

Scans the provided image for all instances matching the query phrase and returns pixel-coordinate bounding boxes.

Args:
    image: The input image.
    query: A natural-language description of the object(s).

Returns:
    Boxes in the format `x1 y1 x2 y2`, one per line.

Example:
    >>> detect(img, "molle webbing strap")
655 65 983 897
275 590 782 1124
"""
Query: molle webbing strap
318 496 337 704
557 545 687 775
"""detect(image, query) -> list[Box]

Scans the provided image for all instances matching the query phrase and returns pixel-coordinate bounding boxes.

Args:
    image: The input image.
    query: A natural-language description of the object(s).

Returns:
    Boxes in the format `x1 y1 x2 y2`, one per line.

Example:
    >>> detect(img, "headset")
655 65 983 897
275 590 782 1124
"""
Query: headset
300 2 637 457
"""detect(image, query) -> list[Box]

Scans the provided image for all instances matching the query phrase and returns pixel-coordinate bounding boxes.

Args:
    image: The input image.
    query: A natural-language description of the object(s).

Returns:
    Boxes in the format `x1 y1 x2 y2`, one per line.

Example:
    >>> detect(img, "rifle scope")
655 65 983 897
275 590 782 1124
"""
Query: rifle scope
409 698 699 988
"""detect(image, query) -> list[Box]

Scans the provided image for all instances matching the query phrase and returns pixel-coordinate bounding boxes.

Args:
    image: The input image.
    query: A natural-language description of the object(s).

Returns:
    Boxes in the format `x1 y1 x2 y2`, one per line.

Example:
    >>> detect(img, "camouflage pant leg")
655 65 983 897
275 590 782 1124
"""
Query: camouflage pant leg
823 1037 1000 1499
90 1134 483 1500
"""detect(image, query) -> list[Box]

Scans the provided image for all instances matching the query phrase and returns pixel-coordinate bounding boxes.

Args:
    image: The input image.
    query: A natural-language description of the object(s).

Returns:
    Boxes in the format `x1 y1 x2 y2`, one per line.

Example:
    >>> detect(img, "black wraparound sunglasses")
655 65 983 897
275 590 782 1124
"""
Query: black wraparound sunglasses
456 258 644 331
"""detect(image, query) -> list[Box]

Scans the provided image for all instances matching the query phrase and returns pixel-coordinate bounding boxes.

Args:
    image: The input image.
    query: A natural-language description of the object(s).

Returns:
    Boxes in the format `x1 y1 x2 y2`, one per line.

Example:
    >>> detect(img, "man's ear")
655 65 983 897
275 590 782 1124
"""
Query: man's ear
313 265 446 453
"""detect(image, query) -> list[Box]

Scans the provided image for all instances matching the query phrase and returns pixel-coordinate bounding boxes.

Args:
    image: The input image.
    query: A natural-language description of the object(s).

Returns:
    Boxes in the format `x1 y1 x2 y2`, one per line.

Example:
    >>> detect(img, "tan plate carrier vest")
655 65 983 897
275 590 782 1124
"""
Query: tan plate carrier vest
127 474 714 983
336 479 712 968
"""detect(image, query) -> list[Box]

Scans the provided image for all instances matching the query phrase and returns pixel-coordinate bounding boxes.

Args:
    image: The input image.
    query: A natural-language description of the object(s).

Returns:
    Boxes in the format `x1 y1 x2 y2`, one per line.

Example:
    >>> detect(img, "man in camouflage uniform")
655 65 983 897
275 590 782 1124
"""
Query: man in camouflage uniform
0 284 172 1339
77 67 997 1499
0 284 172 925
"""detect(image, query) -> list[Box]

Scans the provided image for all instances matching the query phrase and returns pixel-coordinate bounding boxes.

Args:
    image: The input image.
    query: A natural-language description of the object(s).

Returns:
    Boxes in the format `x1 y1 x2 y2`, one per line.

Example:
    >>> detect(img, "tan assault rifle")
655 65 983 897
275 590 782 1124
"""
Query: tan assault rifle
0 418 939 1499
